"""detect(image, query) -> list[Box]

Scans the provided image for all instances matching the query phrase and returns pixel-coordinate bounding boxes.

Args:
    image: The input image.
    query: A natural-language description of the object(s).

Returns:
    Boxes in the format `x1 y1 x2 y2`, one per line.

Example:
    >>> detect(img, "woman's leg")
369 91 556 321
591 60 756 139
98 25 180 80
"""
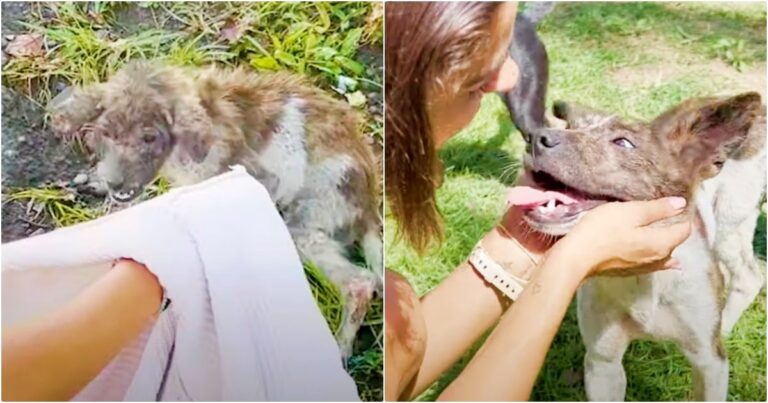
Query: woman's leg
385 270 428 401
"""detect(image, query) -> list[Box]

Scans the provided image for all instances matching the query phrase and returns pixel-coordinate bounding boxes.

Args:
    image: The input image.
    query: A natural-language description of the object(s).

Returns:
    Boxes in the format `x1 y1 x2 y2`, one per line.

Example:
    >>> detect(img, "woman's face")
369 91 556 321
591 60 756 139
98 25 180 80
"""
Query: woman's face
427 2 520 147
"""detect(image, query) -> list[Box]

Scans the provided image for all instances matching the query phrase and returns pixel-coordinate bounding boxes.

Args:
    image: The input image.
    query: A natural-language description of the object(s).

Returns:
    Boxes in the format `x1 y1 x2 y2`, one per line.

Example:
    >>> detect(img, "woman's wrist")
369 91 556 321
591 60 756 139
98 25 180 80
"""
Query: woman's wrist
476 226 539 281
541 239 594 287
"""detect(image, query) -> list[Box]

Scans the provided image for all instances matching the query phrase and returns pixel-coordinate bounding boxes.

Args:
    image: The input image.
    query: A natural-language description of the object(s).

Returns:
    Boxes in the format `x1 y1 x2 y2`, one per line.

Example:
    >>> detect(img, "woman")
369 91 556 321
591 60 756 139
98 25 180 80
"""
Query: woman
384 2 691 401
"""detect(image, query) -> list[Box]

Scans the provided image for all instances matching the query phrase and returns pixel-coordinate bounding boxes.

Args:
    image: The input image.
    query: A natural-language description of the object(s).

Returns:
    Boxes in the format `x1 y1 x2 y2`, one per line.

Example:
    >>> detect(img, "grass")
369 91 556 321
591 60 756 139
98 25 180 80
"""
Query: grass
2 2 382 400
386 2 766 401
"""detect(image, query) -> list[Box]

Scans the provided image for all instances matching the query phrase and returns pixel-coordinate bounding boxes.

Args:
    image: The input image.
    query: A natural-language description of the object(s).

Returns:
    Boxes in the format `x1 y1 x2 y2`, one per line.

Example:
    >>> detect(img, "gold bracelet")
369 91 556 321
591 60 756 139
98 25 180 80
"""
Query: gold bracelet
495 224 539 267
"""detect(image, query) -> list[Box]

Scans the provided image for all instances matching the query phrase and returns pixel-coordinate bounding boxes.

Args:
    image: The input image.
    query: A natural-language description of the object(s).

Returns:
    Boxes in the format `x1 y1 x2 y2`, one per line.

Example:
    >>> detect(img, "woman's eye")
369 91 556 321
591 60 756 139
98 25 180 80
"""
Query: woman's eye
612 137 635 149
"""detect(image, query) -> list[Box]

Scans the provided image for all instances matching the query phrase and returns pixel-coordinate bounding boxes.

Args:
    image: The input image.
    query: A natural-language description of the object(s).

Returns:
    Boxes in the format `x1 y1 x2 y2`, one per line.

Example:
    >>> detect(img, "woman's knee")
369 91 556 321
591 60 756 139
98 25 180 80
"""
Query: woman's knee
385 270 427 397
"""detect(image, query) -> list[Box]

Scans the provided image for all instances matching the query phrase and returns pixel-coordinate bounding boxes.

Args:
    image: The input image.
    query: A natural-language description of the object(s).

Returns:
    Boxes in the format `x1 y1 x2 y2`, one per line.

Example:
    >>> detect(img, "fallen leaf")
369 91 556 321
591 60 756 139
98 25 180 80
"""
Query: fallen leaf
220 18 243 43
5 33 44 58
345 91 367 108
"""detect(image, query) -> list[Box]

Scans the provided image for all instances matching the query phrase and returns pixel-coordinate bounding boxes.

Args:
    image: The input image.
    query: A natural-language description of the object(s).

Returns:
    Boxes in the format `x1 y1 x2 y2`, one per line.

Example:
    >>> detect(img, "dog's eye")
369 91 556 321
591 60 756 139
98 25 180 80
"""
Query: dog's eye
142 131 157 143
612 137 635 149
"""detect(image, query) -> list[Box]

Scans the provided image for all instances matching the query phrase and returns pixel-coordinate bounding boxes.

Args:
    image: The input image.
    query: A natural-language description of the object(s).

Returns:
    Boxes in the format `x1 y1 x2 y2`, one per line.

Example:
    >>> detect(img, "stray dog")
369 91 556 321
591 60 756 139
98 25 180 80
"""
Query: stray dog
502 8 765 399
47 61 382 362
507 93 765 400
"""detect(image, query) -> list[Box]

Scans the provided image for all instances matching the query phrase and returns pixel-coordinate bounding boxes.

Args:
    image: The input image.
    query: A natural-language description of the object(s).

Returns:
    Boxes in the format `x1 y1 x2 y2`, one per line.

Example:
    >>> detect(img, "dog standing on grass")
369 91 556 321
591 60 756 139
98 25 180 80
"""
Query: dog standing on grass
48 61 382 362
504 4 766 400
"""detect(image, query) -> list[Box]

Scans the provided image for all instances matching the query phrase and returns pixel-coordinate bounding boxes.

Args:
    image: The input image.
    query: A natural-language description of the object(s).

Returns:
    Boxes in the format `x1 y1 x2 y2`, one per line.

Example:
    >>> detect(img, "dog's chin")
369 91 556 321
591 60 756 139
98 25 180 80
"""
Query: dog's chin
521 200 609 236
523 210 583 236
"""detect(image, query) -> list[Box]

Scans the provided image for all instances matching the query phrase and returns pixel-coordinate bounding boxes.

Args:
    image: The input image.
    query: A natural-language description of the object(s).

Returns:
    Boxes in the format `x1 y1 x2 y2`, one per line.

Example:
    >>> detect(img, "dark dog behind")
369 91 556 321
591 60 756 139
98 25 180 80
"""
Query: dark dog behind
502 2 554 142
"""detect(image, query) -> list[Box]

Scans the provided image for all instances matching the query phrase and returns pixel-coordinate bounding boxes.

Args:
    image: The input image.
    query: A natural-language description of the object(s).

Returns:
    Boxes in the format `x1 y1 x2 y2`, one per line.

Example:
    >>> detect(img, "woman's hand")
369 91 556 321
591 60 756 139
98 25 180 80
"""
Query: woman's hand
552 197 692 279
481 195 691 283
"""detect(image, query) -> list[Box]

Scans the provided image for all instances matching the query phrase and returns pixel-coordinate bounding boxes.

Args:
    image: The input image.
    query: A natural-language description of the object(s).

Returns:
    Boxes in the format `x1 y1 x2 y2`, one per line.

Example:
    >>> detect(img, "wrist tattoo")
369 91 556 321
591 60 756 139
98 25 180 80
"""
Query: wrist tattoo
531 282 542 295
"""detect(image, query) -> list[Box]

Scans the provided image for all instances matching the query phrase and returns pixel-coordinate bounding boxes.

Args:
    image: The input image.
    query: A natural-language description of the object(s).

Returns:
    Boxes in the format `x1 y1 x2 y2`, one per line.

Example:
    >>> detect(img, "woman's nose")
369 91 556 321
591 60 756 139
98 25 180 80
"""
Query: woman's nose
482 56 519 93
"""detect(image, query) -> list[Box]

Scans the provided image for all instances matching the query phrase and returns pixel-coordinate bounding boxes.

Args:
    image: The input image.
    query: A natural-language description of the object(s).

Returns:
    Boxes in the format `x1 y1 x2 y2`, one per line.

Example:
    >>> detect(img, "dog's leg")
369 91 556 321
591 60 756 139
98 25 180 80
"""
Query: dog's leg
718 208 763 335
659 278 729 401
291 229 378 363
577 285 632 401
679 337 729 401
47 85 105 138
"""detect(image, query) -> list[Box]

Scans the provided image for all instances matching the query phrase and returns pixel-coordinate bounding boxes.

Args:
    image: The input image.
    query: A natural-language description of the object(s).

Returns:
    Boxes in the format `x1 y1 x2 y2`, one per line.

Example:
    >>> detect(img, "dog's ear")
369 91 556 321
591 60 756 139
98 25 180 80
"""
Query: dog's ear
552 101 606 129
170 99 213 163
47 84 105 139
676 92 761 178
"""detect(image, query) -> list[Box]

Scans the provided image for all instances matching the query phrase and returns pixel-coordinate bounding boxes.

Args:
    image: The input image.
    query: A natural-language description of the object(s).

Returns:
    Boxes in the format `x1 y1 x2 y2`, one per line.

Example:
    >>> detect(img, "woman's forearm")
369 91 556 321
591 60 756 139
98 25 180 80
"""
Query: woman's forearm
406 263 507 398
403 227 542 399
437 251 585 401
2 260 162 401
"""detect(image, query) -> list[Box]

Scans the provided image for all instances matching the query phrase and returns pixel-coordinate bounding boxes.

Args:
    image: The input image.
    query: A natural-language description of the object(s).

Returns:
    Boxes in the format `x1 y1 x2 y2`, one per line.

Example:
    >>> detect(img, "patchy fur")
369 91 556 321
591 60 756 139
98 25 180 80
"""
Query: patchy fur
528 93 764 401
48 61 382 362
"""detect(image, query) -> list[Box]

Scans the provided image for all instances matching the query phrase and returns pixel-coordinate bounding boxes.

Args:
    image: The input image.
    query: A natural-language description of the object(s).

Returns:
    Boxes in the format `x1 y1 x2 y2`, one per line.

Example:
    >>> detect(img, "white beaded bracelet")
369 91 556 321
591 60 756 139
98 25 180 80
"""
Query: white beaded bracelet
467 243 529 301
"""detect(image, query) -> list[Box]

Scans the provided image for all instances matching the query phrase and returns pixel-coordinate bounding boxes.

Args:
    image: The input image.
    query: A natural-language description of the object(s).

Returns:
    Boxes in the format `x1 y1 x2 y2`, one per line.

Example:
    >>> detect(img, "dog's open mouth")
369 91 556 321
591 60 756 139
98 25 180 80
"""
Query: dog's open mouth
110 188 139 203
508 171 623 236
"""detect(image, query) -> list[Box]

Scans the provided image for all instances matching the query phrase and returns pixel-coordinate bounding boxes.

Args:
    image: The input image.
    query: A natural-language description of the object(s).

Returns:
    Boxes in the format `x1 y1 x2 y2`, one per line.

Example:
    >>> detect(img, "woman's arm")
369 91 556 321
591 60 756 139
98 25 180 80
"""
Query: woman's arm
386 198 690 401
436 248 583 401
437 198 691 401
387 223 542 400
2 260 163 401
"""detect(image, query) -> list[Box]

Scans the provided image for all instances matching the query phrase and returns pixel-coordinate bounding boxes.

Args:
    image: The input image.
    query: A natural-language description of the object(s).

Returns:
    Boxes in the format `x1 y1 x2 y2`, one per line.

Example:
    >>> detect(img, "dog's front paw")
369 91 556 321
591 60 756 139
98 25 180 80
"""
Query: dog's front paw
47 86 104 139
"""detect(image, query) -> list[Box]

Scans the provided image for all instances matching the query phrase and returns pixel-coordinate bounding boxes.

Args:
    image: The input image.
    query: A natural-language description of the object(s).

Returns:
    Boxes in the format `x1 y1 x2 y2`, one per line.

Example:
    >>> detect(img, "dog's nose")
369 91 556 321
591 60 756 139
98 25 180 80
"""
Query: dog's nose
537 132 561 149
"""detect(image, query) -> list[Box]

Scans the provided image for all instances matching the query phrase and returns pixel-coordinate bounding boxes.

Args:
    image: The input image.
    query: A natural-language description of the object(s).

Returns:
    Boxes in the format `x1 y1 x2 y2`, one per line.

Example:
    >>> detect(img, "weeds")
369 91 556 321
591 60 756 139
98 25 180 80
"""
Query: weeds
4 186 103 227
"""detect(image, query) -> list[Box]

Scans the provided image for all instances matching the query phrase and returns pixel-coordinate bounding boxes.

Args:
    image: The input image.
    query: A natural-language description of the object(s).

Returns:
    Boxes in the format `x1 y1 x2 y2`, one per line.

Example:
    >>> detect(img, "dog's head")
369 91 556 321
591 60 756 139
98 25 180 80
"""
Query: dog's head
510 92 762 236
50 61 213 202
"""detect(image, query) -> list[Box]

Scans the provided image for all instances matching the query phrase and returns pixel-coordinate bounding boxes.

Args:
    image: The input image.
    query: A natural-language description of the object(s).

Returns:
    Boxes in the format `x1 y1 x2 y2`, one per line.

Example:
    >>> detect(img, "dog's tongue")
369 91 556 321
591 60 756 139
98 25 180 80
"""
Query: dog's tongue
507 186 578 207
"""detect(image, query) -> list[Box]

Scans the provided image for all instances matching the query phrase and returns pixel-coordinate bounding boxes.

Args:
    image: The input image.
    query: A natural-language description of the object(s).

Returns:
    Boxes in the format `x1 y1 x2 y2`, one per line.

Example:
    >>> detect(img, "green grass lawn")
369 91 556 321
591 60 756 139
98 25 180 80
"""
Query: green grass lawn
385 2 766 401
2 2 382 400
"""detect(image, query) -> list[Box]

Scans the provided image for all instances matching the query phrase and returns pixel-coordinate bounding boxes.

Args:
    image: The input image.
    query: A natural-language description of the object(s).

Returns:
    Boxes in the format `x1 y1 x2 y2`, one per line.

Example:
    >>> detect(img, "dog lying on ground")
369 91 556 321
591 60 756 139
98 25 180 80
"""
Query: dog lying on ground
503 7 765 400
47 61 382 362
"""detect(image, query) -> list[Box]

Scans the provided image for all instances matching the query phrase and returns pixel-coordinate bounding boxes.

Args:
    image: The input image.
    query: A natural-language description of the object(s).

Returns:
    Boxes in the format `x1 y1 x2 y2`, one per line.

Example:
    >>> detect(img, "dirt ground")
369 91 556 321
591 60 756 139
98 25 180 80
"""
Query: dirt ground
2 2 93 241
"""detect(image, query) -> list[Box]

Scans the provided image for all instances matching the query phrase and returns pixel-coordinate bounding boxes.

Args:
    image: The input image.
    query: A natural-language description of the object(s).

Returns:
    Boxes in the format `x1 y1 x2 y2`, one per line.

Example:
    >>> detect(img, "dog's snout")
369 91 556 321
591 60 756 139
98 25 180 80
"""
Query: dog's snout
531 130 563 157
105 177 125 190
537 132 561 149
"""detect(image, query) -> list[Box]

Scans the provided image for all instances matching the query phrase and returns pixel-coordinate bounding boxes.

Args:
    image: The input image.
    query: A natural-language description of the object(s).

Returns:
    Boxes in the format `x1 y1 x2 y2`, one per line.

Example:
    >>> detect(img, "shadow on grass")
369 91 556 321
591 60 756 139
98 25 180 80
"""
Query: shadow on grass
439 110 521 186
755 210 766 260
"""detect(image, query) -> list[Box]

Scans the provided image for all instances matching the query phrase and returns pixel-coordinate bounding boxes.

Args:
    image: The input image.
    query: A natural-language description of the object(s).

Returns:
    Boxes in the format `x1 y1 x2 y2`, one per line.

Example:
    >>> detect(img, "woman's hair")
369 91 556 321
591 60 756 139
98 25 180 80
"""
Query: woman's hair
385 2 501 253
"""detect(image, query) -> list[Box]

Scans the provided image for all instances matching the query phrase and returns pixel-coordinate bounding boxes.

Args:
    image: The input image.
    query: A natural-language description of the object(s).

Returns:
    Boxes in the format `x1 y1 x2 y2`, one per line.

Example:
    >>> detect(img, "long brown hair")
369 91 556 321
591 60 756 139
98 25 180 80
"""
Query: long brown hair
385 2 501 252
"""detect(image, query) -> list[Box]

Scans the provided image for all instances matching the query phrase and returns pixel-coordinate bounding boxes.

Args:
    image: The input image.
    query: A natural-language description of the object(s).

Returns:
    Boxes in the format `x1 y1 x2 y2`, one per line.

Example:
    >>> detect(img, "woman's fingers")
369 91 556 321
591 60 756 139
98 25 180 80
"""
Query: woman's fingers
639 220 692 258
629 197 688 226
599 257 681 277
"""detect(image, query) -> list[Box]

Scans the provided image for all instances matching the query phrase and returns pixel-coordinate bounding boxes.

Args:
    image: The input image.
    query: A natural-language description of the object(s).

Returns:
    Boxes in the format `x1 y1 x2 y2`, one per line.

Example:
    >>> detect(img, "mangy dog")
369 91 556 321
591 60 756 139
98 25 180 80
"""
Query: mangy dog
504 8 766 401
47 61 382 362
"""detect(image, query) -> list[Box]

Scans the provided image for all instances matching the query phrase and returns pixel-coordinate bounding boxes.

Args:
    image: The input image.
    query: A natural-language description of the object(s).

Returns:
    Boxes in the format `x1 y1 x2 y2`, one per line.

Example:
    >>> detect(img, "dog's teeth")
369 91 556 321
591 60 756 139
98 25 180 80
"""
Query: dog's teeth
547 199 556 210
538 205 548 213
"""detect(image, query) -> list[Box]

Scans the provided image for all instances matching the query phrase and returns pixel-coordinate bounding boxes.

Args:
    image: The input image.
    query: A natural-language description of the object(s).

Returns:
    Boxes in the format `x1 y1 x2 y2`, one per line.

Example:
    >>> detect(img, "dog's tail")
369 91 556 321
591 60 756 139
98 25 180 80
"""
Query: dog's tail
521 2 555 25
